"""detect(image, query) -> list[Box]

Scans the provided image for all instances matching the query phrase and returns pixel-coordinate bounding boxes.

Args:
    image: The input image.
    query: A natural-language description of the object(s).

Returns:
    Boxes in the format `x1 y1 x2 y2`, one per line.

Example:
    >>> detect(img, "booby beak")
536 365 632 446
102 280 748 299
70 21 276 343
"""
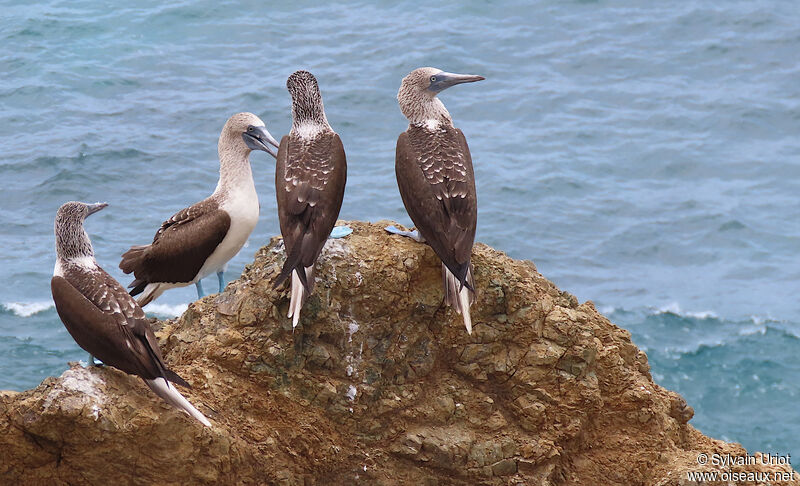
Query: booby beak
429 72 485 93
243 125 281 158
86 202 108 216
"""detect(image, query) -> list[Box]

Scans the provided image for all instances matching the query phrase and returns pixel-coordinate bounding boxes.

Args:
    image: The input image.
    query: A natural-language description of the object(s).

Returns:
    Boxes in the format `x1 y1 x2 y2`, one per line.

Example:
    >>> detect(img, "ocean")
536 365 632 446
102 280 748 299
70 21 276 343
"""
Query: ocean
1 0 798 460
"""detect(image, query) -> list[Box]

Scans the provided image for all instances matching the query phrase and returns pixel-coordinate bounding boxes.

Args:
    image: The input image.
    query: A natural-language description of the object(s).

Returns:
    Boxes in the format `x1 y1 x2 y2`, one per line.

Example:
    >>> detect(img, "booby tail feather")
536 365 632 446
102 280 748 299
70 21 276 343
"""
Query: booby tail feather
119 245 147 276
120 246 151 297
145 377 211 427
443 264 476 334
135 282 168 307
273 240 312 293
287 266 314 329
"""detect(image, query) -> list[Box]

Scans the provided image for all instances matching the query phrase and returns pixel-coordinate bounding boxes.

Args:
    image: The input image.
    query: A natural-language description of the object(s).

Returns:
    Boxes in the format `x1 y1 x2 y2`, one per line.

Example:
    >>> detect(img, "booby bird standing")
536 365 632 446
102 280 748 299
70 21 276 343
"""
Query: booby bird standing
388 67 484 334
120 112 279 306
273 70 347 329
51 201 210 426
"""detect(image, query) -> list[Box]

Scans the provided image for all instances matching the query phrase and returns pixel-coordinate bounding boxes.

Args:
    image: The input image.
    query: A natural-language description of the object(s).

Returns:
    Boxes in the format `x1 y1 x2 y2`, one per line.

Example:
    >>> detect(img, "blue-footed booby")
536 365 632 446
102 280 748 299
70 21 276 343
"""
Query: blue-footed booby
388 67 484 334
120 112 279 306
273 70 347 329
51 201 211 427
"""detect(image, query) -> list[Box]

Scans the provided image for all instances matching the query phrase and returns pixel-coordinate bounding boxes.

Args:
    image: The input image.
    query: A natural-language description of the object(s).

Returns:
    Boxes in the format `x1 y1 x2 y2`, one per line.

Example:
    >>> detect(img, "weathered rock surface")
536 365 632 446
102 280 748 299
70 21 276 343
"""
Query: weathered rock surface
1 221 796 485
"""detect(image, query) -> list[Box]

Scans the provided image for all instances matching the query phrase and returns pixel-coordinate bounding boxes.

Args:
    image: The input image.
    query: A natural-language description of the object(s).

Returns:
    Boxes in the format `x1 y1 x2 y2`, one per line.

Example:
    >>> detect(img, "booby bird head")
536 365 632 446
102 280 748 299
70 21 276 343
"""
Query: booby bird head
398 67 484 124
54 201 107 260
400 67 485 96
221 112 280 158
286 70 330 131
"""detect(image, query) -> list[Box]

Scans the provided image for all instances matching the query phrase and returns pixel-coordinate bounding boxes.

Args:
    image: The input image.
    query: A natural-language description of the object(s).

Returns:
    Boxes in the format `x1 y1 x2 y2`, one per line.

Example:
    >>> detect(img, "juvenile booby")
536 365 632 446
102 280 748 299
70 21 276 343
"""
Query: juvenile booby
388 67 484 334
120 112 279 306
273 70 347 329
51 201 211 426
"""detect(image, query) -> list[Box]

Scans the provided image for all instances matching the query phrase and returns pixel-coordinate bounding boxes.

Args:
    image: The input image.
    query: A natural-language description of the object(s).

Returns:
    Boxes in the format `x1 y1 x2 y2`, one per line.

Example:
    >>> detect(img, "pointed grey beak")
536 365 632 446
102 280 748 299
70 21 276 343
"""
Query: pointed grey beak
430 72 485 93
243 125 280 158
86 202 108 216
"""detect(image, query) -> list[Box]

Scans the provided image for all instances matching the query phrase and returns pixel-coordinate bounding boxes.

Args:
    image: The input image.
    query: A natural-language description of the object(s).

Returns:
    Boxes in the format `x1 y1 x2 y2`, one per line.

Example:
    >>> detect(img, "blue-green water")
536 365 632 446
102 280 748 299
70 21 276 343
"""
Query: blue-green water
1 0 799 460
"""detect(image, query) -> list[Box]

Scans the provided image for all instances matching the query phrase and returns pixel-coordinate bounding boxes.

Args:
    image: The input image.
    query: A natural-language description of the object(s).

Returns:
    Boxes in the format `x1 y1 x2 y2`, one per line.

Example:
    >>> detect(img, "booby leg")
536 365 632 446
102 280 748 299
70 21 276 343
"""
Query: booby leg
217 271 225 293
88 354 103 367
195 281 205 298
384 225 426 243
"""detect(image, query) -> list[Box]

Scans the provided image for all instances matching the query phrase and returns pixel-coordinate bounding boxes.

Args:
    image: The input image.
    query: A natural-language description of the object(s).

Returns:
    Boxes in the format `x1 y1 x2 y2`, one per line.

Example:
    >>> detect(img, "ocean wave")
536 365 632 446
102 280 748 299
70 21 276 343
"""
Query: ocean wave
2 301 54 317
2 300 188 319
599 302 719 320
144 303 188 318
598 305 617 315
601 302 788 329
652 302 718 320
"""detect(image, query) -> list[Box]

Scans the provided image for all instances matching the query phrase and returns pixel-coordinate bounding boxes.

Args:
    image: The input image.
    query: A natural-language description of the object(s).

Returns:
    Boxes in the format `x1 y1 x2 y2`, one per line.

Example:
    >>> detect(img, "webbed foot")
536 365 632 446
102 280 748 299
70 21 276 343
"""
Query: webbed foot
384 225 426 243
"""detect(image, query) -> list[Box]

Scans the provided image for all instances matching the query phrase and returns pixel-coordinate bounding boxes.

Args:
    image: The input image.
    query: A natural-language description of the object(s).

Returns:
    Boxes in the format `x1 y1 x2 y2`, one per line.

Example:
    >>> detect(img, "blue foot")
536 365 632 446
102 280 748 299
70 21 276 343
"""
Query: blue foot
195 280 205 298
329 225 353 239
88 354 102 367
384 225 425 243
217 271 225 293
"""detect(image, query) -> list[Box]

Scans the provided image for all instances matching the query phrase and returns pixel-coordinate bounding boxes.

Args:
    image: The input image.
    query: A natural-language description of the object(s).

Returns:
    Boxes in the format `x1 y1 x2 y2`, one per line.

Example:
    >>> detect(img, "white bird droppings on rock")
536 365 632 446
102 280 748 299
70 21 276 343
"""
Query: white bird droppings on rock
43 367 106 411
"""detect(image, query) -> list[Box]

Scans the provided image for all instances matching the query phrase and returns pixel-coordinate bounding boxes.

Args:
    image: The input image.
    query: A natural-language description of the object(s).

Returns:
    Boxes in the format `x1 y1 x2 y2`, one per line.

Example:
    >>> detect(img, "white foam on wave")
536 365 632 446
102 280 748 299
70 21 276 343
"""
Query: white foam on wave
737 324 766 337
598 305 617 315
145 302 188 318
748 314 783 326
3 301 54 317
653 302 717 320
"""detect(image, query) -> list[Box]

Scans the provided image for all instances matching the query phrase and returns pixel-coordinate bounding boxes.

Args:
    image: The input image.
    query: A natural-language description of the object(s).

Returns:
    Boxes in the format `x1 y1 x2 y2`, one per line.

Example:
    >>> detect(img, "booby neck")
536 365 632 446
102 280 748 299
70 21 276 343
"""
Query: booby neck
214 135 256 197
288 71 332 140
398 91 453 130
290 101 330 134
55 218 94 263
54 205 101 274
55 228 94 263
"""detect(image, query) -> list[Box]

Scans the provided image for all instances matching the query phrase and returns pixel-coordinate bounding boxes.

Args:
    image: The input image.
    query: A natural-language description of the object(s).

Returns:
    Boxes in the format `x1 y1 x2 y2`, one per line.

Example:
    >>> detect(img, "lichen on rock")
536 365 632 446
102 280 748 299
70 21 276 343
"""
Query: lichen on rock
1 221 796 485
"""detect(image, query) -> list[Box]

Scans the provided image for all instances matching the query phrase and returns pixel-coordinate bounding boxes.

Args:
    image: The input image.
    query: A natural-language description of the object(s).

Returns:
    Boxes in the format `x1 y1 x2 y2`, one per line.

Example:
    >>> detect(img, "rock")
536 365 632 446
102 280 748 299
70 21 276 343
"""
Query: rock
491 458 518 476
0 221 795 485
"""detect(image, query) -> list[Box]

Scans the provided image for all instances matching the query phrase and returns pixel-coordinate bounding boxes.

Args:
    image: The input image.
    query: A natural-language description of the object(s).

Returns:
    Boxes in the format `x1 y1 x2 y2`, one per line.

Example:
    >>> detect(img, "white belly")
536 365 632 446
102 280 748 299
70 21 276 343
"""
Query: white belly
194 186 259 281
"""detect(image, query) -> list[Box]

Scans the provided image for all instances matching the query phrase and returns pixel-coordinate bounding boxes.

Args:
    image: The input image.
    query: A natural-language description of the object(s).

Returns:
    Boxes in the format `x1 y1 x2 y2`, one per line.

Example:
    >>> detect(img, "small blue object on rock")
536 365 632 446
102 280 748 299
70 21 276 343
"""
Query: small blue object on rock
330 226 353 239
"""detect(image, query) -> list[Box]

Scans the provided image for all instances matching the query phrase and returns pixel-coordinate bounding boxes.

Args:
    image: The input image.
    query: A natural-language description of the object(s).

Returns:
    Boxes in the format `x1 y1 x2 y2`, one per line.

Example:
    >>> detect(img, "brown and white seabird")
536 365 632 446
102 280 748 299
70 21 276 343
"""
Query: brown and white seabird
273 70 347 329
387 67 484 334
120 112 279 306
51 201 211 426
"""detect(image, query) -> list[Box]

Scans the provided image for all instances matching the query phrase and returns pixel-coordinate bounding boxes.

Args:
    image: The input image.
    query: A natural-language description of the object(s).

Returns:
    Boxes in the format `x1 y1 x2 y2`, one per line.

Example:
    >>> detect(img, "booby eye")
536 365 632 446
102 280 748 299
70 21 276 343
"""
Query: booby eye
248 126 254 132
430 76 437 83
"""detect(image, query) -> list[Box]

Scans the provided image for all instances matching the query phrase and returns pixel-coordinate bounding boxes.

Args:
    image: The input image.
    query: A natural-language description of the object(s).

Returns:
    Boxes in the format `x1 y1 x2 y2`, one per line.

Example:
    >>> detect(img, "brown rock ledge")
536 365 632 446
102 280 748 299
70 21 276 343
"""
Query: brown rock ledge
1 221 796 485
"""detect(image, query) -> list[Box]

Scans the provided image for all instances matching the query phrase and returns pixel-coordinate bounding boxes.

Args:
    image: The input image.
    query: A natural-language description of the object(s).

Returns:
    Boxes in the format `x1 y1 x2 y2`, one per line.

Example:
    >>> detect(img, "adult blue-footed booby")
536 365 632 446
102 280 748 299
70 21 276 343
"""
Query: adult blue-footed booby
273 70 347 329
388 67 484 334
51 201 211 427
120 112 279 306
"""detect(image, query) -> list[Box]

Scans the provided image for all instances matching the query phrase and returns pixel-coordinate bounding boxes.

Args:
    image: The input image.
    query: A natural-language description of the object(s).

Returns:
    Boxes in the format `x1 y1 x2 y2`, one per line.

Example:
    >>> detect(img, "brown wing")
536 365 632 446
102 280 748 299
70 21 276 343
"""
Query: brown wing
51 266 183 384
395 126 477 282
274 132 347 289
120 199 230 285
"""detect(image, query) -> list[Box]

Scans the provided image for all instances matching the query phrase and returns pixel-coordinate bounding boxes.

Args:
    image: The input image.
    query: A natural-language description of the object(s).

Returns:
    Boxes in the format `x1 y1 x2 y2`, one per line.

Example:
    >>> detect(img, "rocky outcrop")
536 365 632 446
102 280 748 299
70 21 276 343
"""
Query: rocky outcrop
1 221 796 485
